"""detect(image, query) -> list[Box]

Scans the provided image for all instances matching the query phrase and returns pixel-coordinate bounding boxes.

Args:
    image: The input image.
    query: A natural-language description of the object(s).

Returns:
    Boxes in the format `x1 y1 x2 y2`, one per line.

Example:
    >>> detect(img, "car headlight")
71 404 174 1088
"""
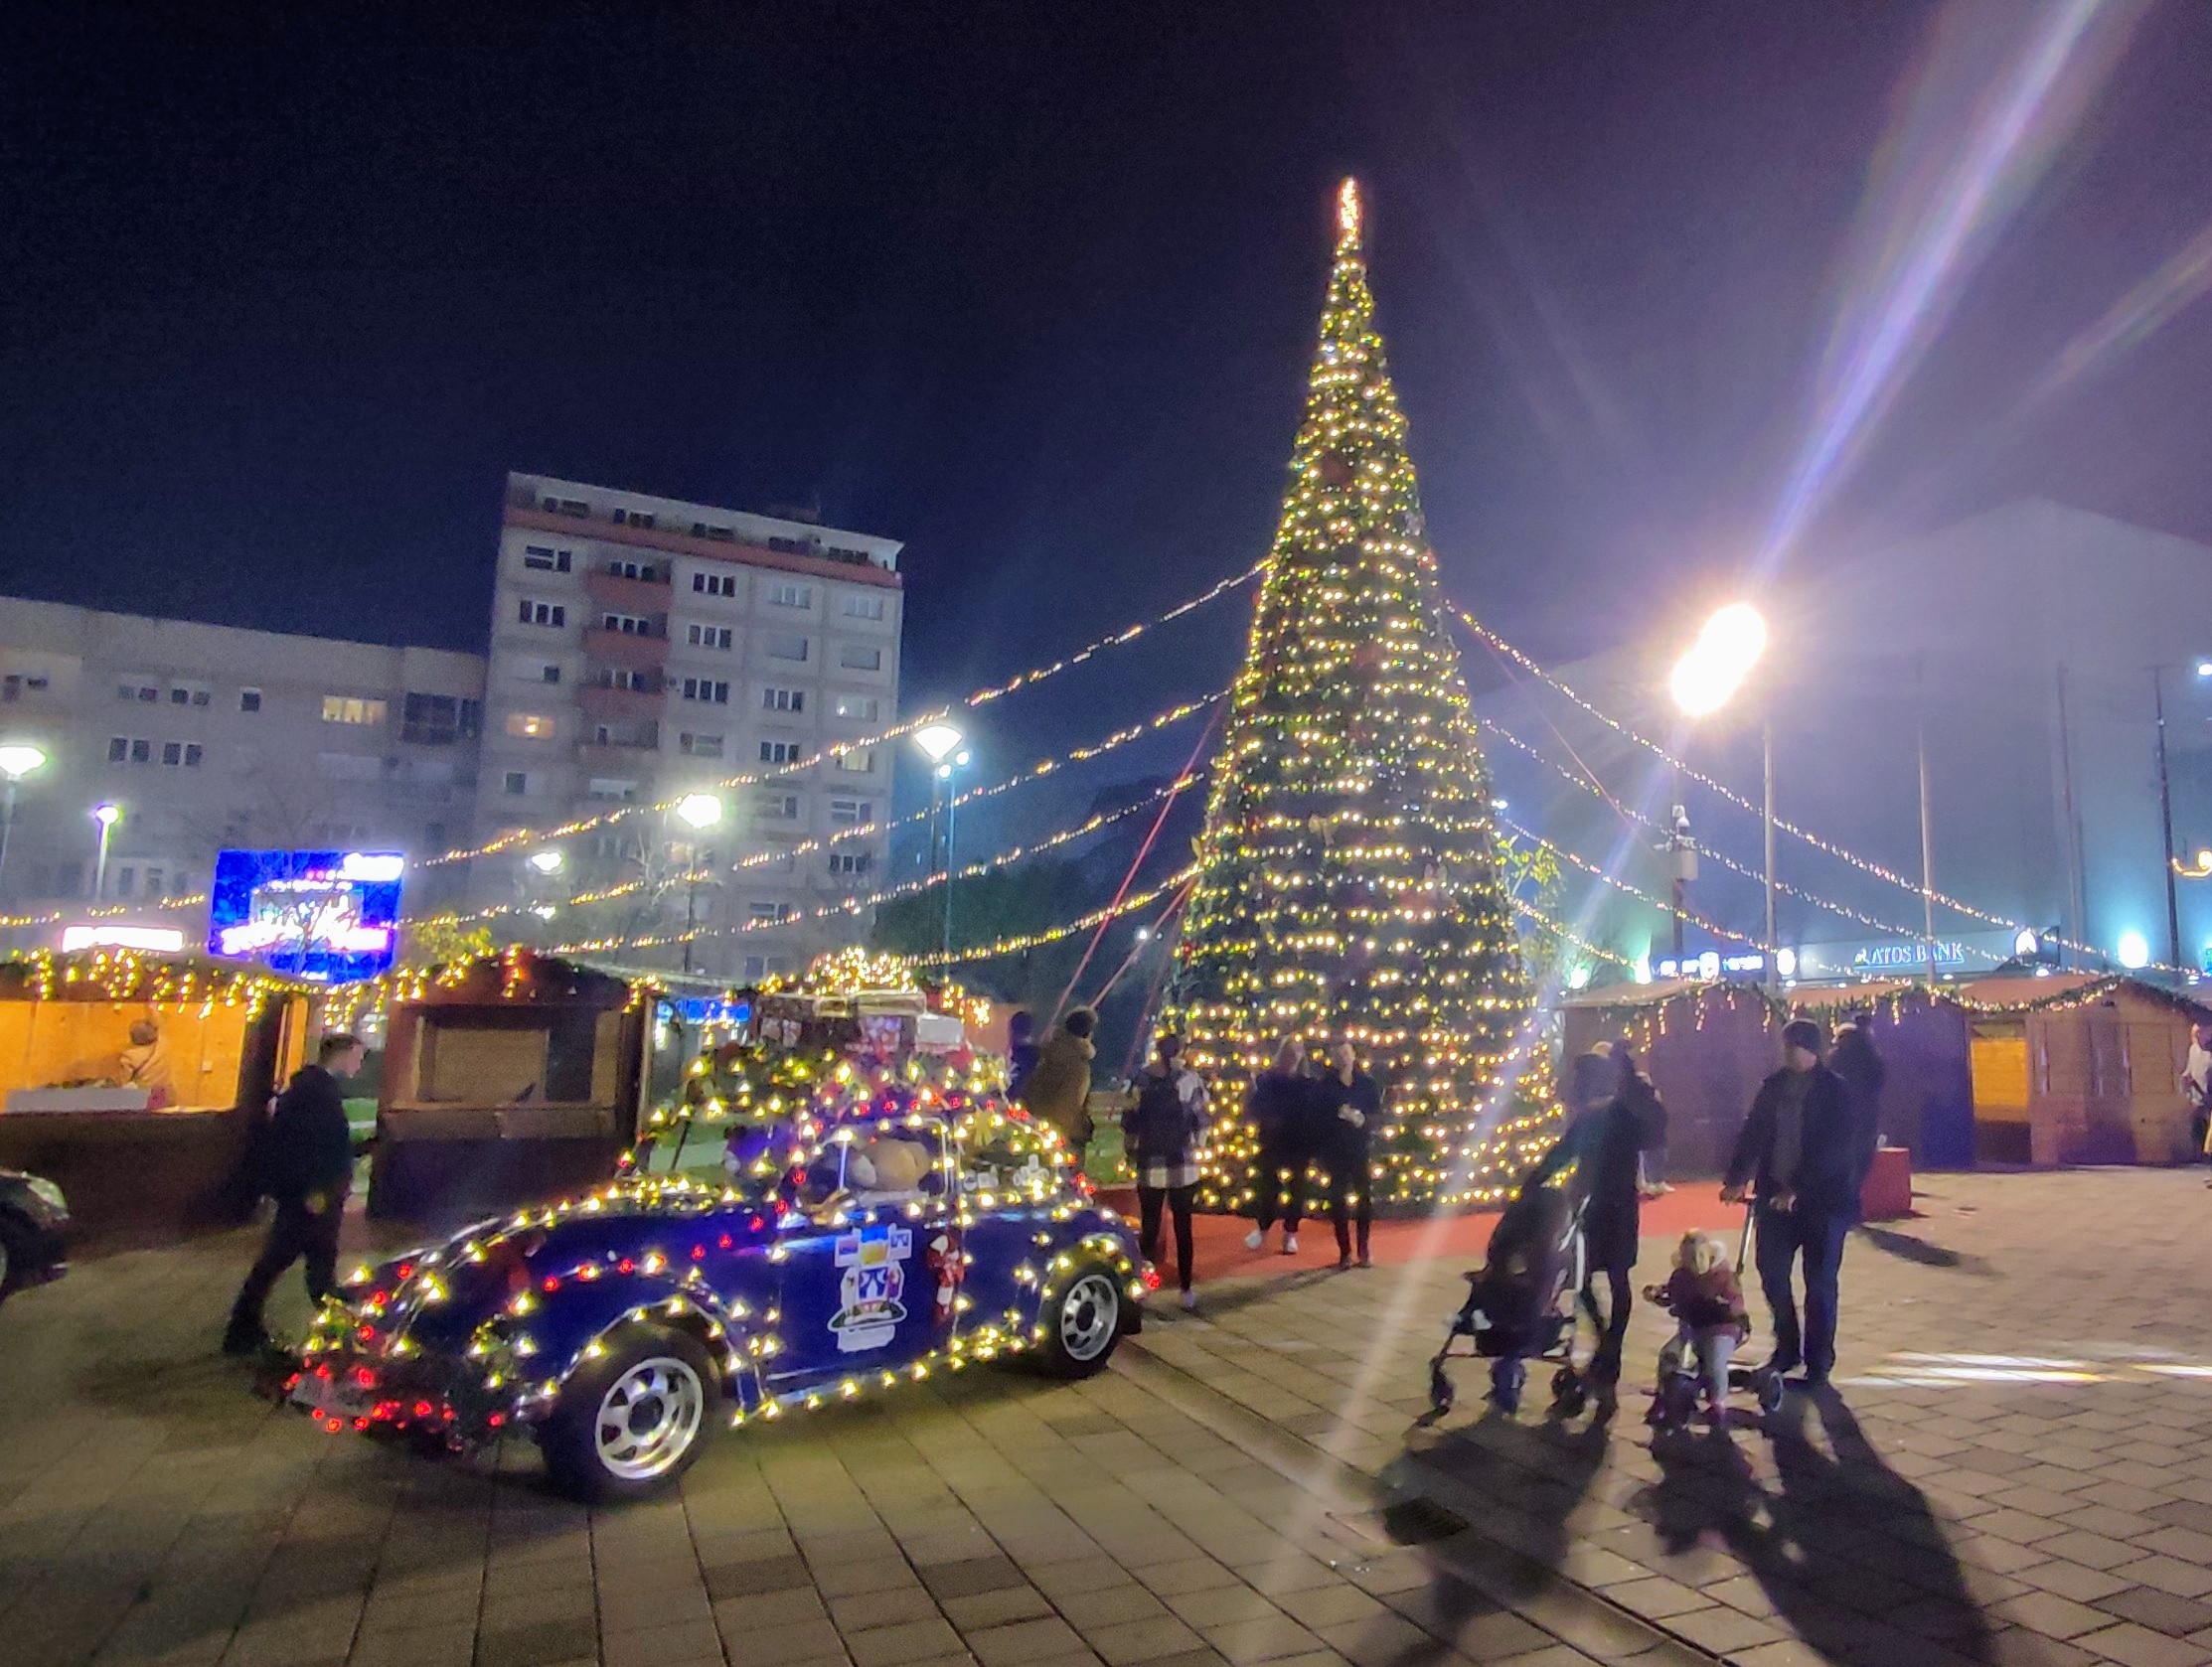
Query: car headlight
25 1176 67 1215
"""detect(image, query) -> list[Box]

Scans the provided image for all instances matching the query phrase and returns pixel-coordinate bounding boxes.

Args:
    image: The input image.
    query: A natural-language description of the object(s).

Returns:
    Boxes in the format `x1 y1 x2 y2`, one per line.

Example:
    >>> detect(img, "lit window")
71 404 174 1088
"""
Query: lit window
506 712 555 739
321 695 388 726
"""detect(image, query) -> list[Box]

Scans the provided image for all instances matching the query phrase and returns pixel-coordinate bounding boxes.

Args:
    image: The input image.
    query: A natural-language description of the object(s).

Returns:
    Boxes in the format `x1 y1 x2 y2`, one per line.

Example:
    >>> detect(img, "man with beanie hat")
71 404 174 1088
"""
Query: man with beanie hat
1722 1018 1856 1387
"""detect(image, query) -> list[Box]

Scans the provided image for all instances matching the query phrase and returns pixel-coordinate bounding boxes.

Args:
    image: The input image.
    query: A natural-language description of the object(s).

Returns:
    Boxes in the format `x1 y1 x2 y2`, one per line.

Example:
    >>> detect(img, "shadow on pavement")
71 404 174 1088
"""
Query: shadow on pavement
1853 1224 1990 1274
1642 1389 1995 1664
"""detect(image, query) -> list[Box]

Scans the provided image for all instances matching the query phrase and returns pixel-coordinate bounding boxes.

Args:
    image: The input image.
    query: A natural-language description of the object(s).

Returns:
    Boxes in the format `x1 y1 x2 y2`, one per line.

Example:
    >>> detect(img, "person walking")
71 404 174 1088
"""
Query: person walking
2183 1017 2212 1171
1530 1046 1651 1403
1721 1017 1857 1389
224 1032 365 1356
1315 1039 1381 1269
1125 1031 1208 1310
1244 1036 1317 1254
1005 1009 1041 1104
1023 1007 1097 1169
1829 1014 1886 1210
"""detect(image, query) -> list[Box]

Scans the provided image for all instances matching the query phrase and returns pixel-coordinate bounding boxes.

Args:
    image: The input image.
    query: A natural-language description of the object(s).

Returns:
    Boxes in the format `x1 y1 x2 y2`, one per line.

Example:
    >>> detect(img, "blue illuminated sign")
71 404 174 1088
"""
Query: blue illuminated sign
208 849 404 984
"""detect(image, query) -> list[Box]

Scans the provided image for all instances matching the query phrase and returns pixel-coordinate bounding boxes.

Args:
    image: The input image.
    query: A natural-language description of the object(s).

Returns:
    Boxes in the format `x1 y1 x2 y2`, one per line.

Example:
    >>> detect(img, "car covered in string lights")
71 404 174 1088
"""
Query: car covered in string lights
288 1086 1146 1500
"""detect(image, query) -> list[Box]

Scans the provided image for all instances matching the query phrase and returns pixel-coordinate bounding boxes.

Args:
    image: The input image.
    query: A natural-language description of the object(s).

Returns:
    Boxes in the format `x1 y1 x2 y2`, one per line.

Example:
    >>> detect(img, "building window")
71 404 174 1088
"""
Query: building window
838 645 883 672
600 612 655 636
693 571 737 598
759 740 801 765
829 798 873 827
321 695 388 726
587 778 640 802
611 509 656 529
108 736 152 764
523 544 571 572
764 633 809 663
835 747 874 774
542 496 588 518
401 692 480 744
118 680 158 702
688 623 733 650
504 771 530 795
766 581 813 609
841 593 887 621
828 850 871 877
158 741 204 767
2 673 49 702
169 682 211 706
679 731 724 757
692 522 736 541
539 663 561 683
748 901 796 924
762 686 805 713
756 792 801 821
832 693 878 722
113 865 135 898
239 688 262 713
606 558 659 582
519 599 566 628
596 667 654 692
506 712 555 739
680 678 730 704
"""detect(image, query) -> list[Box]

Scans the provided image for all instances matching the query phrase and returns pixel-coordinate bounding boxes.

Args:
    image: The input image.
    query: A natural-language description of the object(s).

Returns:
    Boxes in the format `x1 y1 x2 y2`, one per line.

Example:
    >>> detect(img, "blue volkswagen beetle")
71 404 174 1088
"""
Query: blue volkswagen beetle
290 1091 1146 1500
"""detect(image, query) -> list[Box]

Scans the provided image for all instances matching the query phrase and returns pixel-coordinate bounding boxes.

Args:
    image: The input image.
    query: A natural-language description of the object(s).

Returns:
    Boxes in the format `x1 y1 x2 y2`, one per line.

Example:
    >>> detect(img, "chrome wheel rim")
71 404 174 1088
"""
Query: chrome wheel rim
1059 1273 1119 1362
593 1356 705 1480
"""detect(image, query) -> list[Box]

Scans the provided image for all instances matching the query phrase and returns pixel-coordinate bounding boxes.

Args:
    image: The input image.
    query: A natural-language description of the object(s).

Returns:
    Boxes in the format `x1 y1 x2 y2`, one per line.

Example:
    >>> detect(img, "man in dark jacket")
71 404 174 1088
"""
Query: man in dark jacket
224 1032 365 1355
1723 1018 1857 1387
1829 1016 1886 1207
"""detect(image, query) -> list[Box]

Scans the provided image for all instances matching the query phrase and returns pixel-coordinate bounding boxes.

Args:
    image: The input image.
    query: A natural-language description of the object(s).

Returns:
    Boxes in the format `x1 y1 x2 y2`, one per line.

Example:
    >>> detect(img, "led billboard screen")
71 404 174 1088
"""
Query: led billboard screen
208 849 404 984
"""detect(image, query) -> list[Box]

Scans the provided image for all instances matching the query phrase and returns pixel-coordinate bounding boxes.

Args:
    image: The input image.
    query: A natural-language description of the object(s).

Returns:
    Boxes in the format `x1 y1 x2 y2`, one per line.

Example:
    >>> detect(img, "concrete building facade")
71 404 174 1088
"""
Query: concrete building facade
0 473 906 983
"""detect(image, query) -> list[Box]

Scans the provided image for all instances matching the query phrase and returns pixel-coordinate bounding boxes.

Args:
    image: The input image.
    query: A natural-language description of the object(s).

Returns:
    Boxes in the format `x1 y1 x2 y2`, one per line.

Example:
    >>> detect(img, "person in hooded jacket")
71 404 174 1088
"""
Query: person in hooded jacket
1828 1016 1886 1210
1245 1036 1318 1254
1022 1007 1097 1167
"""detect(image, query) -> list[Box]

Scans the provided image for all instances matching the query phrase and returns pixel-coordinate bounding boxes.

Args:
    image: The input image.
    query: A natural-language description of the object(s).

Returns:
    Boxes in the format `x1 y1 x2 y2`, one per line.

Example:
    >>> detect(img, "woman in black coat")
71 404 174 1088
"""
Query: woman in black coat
1531 1045 1659 1395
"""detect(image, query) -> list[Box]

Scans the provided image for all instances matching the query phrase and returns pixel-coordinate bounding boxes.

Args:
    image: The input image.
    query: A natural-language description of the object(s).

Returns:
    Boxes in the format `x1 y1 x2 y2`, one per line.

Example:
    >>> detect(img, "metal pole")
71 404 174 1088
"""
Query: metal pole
942 772 958 958
1762 719 1777 990
2156 667 2183 975
94 820 111 901
682 840 698 976
1918 718 1939 985
1669 766 1685 964
0 782 15 899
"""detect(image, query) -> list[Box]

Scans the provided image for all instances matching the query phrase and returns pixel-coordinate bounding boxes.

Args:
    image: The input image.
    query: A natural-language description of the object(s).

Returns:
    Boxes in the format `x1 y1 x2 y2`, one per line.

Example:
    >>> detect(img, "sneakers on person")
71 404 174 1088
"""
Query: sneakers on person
1356 1253 1373 1269
1243 1228 1265 1252
1283 1233 1299 1255
1180 1288 1199 1312
1335 1255 1353 1271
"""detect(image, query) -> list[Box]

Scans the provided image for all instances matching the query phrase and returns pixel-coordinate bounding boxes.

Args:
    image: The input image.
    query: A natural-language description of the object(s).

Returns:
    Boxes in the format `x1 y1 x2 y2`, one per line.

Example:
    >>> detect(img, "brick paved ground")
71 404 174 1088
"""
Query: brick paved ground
0 1204 1702 1667
9 1170 2212 1667
1133 1168 2212 1667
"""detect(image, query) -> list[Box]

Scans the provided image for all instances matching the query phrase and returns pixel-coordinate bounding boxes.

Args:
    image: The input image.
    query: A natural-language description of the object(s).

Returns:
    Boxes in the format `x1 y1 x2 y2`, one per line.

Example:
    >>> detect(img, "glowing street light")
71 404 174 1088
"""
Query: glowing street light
91 803 121 901
911 723 972 956
675 793 723 831
1667 606 1780 986
528 848 564 875
912 722 965 766
0 742 48 901
671 796 724 974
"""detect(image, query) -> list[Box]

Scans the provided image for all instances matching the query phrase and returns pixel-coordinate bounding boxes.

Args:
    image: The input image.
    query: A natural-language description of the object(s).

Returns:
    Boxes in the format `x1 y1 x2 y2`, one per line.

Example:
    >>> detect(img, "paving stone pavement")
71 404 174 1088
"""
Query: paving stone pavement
1129 1169 2212 1667
0 1200 1705 1667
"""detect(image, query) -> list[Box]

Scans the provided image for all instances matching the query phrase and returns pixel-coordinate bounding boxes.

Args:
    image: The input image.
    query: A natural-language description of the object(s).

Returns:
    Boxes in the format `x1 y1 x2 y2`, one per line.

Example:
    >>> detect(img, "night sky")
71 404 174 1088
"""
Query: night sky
6 2 2212 820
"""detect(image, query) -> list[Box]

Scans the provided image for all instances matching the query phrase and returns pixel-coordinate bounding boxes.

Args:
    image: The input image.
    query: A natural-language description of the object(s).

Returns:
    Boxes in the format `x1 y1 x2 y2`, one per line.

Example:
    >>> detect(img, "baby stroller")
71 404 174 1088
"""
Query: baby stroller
1428 1177 1587 1416
1647 1206 1788 1430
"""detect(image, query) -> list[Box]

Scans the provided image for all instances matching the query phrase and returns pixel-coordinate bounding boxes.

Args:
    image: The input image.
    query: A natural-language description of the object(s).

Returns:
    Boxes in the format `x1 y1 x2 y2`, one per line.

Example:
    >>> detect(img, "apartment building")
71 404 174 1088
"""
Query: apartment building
0 598 486 918
482 473 903 983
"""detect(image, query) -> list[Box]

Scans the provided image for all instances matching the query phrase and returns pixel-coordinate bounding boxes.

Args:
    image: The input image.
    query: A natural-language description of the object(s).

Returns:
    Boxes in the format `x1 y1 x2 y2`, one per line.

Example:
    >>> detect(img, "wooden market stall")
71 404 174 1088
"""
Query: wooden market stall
0 951 312 1242
365 951 652 1220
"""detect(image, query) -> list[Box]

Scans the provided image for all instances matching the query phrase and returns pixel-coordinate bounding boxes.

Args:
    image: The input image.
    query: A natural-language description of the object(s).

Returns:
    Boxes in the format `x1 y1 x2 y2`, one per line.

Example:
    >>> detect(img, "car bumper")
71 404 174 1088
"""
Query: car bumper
6 1220 69 1288
286 1339 519 1445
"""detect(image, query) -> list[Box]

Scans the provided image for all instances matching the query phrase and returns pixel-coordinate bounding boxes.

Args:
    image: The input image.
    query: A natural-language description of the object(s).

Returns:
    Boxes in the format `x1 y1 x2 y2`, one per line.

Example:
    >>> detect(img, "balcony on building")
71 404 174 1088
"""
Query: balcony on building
576 723 660 772
585 563 673 614
578 673 667 723
581 617 671 668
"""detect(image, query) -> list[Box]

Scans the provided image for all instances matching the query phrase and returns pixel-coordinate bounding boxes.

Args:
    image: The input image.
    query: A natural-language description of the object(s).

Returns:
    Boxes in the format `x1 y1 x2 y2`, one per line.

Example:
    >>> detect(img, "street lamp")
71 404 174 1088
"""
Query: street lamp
0 743 49 900
90 804 120 901
673 795 723 974
1667 607 1775 986
528 848 564 875
910 722 969 957
2151 661 2212 976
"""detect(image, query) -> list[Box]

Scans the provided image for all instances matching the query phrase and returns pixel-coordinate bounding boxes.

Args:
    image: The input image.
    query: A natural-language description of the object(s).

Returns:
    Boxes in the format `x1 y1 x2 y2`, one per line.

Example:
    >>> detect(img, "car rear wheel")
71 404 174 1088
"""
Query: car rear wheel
1033 1265 1123 1379
539 1324 716 1502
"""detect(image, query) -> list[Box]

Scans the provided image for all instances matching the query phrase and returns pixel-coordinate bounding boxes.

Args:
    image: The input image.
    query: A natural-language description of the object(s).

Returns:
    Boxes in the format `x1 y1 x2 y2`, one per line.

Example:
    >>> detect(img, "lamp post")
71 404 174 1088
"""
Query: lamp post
674 794 722 975
912 722 969 957
90 804 121 901
0 743 50 901
1667 604 1772 986
2152 664 2208 978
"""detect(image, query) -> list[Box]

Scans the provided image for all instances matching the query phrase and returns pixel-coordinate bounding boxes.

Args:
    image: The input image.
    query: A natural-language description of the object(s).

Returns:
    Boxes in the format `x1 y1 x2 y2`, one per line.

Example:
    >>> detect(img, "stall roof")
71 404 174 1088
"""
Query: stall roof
0 947 317 1002
1563 972 2206 1018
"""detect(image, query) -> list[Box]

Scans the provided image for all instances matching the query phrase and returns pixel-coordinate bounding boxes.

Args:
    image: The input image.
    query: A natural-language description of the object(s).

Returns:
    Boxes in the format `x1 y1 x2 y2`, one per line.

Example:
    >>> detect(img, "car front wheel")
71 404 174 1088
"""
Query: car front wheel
1034 1265 1124 1379
539 1324 716 1502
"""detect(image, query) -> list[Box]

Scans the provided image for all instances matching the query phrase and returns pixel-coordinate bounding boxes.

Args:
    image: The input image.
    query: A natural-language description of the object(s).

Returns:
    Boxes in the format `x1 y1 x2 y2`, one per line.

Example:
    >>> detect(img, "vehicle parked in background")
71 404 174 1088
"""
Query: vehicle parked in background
0 1167 71 1301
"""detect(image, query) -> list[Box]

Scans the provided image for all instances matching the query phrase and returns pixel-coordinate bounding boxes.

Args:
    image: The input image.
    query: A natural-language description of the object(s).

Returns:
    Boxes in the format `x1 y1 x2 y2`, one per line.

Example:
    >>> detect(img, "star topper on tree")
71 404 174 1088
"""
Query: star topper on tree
1163 178 1550 1215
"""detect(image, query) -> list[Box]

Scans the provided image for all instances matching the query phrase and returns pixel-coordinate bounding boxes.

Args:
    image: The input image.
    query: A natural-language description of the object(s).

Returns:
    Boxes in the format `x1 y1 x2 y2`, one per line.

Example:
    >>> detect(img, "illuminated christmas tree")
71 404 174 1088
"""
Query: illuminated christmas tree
1166 179 1547 1213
